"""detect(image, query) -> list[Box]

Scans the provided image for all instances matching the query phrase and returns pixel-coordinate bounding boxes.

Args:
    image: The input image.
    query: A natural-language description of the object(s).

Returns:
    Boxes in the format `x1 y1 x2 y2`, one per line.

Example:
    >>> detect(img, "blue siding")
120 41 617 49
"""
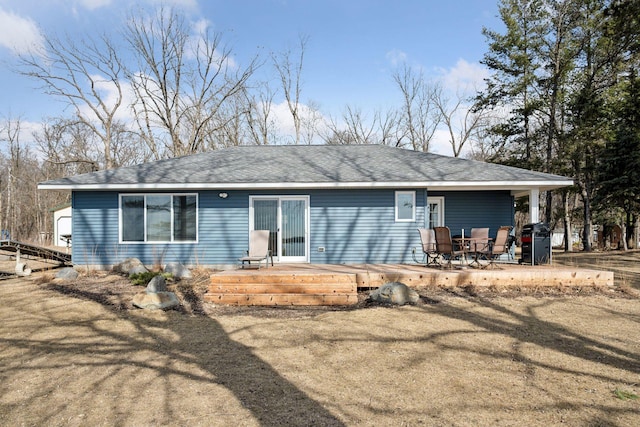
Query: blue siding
71 188 513 267
198 191 249 265
72 191 119 266
310 189 425 264
430 191 514 239
72 190 250 267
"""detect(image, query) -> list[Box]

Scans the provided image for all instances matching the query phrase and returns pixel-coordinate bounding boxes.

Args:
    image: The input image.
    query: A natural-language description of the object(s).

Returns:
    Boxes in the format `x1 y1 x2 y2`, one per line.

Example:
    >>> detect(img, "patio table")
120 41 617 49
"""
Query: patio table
453 237 493 267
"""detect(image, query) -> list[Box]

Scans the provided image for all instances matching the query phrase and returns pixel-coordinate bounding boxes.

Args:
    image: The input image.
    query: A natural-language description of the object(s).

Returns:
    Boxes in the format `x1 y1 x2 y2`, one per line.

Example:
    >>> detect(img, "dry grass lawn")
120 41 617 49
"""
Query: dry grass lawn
1 251 640 426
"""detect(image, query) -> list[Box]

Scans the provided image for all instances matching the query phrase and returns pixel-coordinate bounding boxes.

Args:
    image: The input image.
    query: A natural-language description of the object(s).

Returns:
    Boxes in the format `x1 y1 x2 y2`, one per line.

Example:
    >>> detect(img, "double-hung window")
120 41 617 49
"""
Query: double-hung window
120 194 197 243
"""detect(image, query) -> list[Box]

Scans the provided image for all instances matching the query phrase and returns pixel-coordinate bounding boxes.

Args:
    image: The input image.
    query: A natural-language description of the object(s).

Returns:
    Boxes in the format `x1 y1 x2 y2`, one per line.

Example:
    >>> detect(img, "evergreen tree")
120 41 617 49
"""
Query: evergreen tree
595 69 640 248
478 0 579 227
477 0 545 166
566 0 635 251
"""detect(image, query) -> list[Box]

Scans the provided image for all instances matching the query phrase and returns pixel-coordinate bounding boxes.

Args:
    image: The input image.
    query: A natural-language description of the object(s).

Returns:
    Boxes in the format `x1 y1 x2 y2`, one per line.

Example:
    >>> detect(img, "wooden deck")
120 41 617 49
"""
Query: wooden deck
205 262 614 306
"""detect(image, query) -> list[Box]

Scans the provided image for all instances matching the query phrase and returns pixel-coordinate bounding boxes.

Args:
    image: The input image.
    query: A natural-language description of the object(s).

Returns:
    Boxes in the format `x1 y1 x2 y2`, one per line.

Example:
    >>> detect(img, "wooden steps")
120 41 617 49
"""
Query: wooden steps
205 272 359 306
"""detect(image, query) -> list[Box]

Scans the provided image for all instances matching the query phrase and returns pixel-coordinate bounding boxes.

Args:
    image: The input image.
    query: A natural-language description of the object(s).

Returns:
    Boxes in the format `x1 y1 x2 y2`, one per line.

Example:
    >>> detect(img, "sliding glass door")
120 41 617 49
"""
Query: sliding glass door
250 196 309 263
252 198 278 258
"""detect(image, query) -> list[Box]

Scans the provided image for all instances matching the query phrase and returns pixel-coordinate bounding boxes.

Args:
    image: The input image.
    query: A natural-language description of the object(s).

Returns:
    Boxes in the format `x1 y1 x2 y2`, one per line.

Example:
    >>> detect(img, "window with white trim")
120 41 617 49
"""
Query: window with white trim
428 196 445 229
120 194 198 243
395 191 416 222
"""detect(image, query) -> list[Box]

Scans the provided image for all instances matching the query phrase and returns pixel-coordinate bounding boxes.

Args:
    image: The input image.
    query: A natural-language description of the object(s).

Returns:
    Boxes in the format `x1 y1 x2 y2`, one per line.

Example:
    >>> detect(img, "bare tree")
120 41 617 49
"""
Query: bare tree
321 106 401 146
342 106 377 144
272 35 308 145
392 64 442 152
434 86 490 157
244 82 277 145
35 118 99 175
126 7 258 158
210 91 249 148
0 117 24 239
19 34 125 170
0 116 55 241
34 117 140 175
300 100 323 145
377 108 402 147
466 114 505 160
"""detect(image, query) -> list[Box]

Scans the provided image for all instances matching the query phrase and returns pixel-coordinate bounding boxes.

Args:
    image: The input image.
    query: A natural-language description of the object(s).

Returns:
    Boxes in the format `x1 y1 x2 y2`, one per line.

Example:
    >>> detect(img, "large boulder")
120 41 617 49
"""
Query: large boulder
56 267 79 280
369 282 420 305
114 258 148 276
146 275 167 293
164 262 192 279
132 291 180 310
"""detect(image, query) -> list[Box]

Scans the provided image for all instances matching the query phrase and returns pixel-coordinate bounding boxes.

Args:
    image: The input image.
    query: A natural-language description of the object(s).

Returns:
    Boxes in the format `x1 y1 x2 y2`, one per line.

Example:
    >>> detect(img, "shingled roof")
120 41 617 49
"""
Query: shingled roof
38 144 573 194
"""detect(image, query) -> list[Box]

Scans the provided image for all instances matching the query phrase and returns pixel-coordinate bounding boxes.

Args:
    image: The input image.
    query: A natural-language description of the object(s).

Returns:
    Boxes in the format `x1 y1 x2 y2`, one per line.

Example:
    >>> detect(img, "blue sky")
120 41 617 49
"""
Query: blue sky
0 0 503 154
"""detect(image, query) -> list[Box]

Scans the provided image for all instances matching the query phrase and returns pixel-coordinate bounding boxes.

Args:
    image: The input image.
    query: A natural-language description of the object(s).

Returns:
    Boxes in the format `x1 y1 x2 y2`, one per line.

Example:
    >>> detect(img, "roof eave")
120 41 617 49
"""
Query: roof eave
38 179 574 192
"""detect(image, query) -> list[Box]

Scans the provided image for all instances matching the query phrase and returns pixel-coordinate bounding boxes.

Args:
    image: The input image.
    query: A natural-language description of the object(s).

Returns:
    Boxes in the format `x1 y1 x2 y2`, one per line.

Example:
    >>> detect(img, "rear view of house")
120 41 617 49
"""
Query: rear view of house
38 145 573 268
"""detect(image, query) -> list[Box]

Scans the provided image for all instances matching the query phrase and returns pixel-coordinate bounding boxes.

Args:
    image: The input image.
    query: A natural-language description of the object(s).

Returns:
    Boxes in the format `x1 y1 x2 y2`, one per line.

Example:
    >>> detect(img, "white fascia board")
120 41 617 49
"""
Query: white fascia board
38 179 573 191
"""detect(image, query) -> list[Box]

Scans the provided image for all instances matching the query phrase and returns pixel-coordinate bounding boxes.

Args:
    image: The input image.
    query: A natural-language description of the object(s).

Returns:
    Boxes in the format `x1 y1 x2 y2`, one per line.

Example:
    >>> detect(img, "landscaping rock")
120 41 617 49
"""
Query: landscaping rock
146 275 167 293
132 291 180 310
56 267 79 280
114 258 148 275
128 264 149 276
164 262 192 279
369 282 420 305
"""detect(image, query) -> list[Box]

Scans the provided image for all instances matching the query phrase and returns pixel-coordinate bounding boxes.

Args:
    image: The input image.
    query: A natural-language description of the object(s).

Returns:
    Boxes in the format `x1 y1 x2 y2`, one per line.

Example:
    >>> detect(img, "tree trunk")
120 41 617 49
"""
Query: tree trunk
631 215 640 249
581 185 592 252
625 211 634 250
562 191 572 252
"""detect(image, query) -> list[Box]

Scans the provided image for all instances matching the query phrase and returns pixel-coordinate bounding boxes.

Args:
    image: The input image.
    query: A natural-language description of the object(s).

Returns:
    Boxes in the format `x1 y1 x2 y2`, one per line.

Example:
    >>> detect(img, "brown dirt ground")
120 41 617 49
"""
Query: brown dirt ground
1 252 640 426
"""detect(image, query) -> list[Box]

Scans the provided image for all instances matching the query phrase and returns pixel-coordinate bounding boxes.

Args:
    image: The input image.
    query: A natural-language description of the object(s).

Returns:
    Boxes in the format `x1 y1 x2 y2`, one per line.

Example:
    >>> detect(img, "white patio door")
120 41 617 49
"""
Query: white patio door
250 196 309 263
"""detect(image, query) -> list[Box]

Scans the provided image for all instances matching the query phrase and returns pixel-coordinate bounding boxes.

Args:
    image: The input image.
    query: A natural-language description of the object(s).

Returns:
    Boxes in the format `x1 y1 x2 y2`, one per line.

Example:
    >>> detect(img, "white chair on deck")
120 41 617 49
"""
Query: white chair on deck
239 230 274 269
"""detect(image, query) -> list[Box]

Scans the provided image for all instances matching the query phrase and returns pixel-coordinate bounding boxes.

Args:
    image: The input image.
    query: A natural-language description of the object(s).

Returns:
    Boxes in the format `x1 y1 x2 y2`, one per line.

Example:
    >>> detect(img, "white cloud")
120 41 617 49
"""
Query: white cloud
437 58 488 93
0 118 45 159
185 18 238 69
270 101 327 144
430 128 454 156
271 102 294 133
192 17 209 34
77 74 137 125
385 49 407 67
0 8 44 55
426 59 491 158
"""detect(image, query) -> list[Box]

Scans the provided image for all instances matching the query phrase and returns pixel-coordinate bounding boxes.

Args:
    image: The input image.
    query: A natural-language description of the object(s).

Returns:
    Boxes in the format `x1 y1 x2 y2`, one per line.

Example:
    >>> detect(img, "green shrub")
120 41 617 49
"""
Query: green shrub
129 271 173 286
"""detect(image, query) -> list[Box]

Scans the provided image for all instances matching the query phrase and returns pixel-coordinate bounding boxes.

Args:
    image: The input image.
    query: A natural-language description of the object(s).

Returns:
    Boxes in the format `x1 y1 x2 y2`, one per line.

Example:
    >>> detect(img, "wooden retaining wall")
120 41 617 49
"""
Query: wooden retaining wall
353 267 615 289
205 264 614 306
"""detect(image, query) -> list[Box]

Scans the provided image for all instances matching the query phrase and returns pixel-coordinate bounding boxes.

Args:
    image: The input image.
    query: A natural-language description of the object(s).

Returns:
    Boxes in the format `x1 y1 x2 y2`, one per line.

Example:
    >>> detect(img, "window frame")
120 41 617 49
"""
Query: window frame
428 196 445 229
119 193 199 244
395 191 416 222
